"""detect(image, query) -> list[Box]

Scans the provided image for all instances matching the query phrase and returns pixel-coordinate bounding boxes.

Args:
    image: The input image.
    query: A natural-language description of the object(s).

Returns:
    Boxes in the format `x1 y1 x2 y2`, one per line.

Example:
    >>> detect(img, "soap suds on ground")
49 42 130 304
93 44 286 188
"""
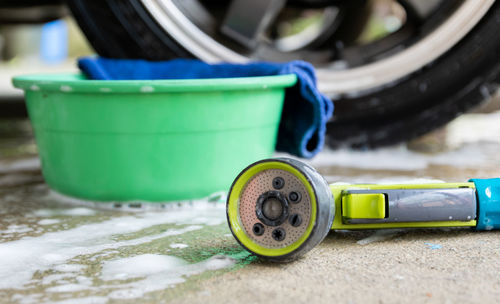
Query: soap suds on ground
0 199 239 303
100 254 236 299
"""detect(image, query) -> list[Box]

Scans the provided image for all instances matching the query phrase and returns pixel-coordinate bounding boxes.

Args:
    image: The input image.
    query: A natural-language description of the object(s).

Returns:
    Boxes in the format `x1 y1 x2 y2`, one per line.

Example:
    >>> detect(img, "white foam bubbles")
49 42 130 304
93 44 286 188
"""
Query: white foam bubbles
0 198 226 291
101 254 236 299
170 243 188 249
33 208 97 217
38 219 61 226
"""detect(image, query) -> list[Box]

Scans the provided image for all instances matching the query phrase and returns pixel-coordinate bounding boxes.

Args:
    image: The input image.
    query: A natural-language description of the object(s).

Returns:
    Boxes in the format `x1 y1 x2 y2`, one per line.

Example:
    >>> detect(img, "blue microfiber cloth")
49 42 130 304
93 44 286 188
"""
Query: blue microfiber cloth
78 57 333 158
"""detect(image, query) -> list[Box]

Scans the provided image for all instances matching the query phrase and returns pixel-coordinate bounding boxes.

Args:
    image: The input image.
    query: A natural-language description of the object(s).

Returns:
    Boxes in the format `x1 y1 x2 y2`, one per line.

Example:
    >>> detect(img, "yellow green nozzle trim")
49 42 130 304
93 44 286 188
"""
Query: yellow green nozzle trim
227 161 317 257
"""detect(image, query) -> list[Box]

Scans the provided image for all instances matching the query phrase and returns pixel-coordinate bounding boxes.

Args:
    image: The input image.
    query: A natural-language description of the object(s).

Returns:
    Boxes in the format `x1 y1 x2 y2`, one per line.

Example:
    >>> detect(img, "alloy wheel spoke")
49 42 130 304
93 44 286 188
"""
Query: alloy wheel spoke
220 0 287 49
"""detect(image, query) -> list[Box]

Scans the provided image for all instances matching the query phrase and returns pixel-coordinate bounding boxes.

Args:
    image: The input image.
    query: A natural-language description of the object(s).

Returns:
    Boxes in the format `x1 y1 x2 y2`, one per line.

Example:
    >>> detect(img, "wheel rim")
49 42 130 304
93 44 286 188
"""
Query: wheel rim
140 0 494 95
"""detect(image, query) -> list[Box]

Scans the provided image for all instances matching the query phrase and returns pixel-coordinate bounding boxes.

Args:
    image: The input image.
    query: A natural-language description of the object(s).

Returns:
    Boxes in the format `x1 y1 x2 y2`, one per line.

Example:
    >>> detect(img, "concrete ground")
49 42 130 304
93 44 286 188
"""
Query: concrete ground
1 111 500 304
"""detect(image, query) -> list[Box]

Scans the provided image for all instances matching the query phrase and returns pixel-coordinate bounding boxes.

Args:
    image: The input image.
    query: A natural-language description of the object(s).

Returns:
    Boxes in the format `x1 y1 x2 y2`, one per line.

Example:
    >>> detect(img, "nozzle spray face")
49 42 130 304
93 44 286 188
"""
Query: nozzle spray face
226 158 335 262
239 169 312 249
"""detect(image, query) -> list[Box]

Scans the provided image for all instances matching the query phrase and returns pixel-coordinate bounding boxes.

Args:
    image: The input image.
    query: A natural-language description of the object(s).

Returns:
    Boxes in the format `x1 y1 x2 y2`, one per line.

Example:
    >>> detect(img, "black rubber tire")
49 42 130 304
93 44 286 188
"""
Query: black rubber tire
327 1 500 148
66 0 190 60
67 0 500 148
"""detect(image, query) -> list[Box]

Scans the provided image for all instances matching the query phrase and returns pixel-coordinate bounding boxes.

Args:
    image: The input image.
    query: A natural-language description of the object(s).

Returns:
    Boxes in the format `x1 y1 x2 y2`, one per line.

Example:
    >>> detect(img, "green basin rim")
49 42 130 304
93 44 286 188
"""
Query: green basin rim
12 73 297 93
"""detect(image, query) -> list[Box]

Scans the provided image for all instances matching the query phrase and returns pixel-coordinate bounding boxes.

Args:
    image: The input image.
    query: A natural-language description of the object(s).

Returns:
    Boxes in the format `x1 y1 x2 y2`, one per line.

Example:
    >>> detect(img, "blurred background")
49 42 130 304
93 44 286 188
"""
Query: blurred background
0 2 91 116
1 0 499 156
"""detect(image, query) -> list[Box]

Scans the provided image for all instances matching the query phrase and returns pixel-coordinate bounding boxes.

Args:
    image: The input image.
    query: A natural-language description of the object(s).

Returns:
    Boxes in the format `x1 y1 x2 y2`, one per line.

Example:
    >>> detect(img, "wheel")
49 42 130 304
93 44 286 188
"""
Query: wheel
67 0 500 148
226 158 334 262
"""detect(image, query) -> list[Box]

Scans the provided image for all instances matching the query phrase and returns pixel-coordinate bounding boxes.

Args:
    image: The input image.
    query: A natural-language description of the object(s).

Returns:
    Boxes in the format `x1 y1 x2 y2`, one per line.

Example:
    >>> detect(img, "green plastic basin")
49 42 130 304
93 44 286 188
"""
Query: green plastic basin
13 73 297 202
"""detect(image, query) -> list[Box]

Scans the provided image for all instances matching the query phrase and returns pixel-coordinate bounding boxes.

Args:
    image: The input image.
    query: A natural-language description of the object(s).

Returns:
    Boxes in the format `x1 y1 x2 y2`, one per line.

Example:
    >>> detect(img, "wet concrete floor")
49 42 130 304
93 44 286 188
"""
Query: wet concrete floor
1 112 500 304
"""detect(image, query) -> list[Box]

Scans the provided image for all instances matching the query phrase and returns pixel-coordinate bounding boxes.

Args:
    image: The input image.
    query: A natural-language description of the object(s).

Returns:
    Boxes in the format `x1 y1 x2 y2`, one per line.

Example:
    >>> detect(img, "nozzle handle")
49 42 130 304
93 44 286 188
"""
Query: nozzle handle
470 178 500 231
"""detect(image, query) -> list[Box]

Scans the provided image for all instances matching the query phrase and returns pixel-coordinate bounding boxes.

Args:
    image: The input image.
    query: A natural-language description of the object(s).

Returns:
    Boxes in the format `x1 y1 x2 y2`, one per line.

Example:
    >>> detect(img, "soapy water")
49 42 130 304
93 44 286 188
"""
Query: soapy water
0 157 40 174
277 111 500 172
44 189 228 213
306 143 500 171
100 254 236 299
0 186 251 303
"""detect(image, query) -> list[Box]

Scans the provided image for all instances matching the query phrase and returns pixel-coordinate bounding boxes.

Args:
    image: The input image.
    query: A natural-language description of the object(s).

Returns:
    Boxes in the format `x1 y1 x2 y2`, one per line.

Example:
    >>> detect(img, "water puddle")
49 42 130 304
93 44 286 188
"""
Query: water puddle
0 187 252 303
100 254 236 299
